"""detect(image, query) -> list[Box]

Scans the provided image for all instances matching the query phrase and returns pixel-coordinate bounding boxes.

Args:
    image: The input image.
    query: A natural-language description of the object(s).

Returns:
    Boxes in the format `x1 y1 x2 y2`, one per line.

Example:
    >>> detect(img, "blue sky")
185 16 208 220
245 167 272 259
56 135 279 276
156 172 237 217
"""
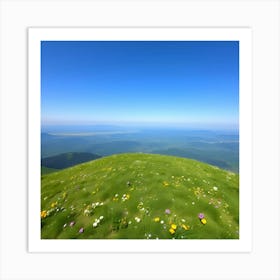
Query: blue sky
41 41 239 129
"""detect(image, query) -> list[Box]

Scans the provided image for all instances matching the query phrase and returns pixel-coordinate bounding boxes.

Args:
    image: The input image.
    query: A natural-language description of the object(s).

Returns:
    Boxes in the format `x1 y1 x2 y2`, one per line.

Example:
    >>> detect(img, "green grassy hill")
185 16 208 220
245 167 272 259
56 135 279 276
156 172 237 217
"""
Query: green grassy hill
41 166 59 175
41 153 239 239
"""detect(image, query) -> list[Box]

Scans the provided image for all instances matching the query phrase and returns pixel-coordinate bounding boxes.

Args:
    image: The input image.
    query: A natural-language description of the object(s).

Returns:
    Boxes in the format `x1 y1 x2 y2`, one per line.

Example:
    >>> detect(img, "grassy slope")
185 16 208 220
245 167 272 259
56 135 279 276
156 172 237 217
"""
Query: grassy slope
41 166 59 175
41 153 239 239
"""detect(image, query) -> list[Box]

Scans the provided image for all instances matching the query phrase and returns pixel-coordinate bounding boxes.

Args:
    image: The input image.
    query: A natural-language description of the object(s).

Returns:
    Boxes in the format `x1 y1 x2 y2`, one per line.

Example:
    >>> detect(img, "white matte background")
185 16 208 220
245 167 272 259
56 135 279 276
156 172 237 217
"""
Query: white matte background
0 0 279 280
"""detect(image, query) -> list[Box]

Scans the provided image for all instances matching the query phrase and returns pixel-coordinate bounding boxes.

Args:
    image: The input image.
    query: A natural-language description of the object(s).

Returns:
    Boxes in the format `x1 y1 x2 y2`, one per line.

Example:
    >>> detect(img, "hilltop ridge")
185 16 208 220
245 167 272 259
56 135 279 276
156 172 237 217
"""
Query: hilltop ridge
41 153 239 239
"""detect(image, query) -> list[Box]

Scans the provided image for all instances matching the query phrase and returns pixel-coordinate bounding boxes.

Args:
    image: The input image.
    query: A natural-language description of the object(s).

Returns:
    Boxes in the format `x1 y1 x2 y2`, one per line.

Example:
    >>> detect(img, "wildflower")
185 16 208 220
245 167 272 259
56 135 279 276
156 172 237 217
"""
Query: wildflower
165 209 171 215
99 216 104 220
160 220 164 224
93 222 98 228
84 209 92 216
121 218 128 228
69 221 75 227
200 218 207 225
182 224 190 231
169 228 175 235
171 224 177 230
40 210 47 219
51 202 58 208
63 223 67 228
163 181 169 187
122 194 130 201
135 217 141 223
137 202 144 209
198 213 205 219
154 217 160 222
213 186 218 191
79 227 84 233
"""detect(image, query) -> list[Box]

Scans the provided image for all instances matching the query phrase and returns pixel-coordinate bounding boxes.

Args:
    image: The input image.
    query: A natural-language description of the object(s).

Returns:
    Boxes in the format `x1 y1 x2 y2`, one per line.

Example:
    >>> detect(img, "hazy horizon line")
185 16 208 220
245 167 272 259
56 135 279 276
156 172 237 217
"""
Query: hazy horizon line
41 122 239 132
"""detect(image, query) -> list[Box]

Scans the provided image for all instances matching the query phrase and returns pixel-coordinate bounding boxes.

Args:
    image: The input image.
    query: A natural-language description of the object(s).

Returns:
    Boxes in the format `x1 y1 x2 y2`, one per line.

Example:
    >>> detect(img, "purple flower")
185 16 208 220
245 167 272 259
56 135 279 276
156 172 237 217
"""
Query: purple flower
79 227 84 233
69 221 75 227
198 213 205 219
165 209 171 215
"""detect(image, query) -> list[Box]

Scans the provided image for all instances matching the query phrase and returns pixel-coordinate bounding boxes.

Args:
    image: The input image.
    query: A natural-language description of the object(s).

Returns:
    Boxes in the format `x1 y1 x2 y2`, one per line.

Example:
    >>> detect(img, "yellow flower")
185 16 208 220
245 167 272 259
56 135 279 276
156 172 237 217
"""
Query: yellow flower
41 210 47 218
163 181 169 187
182 224 190 230
121 193 130 201
201 218 207 225
169 228 175 234
171 224 177 230
154 217 160 222
51 201 57 208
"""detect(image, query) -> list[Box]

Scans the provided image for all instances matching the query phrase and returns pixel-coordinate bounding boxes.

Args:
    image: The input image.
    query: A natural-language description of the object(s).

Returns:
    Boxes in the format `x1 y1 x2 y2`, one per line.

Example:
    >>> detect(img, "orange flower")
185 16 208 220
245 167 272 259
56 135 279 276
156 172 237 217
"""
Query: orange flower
40 210 47 218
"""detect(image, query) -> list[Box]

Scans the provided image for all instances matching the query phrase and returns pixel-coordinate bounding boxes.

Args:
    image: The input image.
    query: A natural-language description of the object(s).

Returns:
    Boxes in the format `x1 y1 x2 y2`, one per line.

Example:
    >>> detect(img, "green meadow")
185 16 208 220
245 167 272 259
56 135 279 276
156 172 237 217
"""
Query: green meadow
41 153 239 239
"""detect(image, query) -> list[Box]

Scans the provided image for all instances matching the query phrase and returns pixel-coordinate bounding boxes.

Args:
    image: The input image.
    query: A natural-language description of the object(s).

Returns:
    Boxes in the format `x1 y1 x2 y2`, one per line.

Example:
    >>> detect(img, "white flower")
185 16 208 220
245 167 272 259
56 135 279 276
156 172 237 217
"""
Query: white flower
100 216 104 220
135 217 141 223
213 186 218 191
93 222 98 227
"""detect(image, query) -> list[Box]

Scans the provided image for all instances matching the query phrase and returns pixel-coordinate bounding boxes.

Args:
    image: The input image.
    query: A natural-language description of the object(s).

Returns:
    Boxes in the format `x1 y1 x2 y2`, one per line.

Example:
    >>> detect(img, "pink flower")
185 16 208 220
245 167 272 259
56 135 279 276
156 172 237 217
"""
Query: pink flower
79 227 84 233
165 209 171 214
69 221 75 227
198 213 205 219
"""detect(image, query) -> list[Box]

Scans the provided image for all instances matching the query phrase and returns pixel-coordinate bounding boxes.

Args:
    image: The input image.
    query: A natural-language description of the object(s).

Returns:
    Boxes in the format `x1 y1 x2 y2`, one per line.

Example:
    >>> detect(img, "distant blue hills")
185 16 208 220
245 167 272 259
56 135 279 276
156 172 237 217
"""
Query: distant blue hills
41 152 101 170
41 127 239 173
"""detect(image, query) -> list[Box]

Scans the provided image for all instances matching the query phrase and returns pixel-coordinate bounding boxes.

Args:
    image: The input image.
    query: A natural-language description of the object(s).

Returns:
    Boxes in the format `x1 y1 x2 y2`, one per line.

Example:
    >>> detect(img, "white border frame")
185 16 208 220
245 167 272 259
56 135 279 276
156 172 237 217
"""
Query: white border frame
1 1 279 279
28 27 252 253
